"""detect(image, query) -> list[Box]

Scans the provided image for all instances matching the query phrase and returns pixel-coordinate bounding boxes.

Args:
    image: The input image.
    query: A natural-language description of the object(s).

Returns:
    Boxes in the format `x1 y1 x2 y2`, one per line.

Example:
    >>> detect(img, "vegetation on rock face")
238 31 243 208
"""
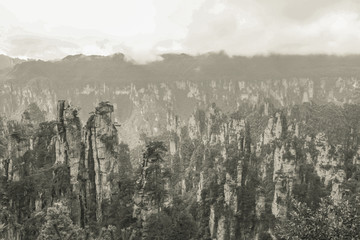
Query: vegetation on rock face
52 164 71 196
34 121 57 168
144 208 196 240
293 164 328 210
21 103 46 125
140 141 169 213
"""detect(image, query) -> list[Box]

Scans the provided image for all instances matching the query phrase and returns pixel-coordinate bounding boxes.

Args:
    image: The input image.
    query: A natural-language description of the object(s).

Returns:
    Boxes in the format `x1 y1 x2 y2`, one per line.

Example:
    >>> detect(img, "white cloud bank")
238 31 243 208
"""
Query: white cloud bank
1 0 360 62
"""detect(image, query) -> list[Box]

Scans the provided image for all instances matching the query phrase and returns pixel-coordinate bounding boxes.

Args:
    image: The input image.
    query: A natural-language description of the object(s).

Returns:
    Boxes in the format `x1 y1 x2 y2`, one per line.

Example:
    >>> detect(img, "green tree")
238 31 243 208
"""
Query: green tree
37 201 84 240
144 212 173 240
141 204 197 240
141 141 169 215
275 197 360 239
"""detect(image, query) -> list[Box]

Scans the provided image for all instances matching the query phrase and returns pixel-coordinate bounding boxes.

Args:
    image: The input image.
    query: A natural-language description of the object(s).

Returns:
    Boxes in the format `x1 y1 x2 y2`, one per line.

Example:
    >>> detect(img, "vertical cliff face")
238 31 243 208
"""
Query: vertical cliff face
166 110 181 156
54 101 82 185
53 100 83 226
55 100 70 165
83 102 123 224
1 102 46 183
2 122 28 182
133 152 157 236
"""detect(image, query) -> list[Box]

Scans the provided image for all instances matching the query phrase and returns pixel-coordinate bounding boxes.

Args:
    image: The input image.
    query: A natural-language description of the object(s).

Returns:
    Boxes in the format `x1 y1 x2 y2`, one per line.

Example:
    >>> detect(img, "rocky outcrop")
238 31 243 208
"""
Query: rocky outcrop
82 102 123 223
53 100 83 224
64 113 82 188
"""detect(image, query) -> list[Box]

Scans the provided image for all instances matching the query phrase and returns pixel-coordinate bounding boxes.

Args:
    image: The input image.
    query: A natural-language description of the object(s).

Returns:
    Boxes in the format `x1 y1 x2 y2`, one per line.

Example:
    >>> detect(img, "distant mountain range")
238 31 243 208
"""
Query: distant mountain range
1 52 360 148
3 53 360 84
0 54 26 71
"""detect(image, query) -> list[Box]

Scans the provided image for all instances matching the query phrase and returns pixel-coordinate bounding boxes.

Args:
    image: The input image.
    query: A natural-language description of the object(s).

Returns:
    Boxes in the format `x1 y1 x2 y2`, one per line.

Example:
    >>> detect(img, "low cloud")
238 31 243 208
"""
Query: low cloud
1 0 360 62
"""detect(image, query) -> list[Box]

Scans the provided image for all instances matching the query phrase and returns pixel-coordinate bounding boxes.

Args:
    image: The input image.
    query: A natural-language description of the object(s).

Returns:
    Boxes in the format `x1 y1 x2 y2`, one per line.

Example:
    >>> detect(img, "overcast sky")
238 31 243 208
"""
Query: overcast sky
1 0 360 62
